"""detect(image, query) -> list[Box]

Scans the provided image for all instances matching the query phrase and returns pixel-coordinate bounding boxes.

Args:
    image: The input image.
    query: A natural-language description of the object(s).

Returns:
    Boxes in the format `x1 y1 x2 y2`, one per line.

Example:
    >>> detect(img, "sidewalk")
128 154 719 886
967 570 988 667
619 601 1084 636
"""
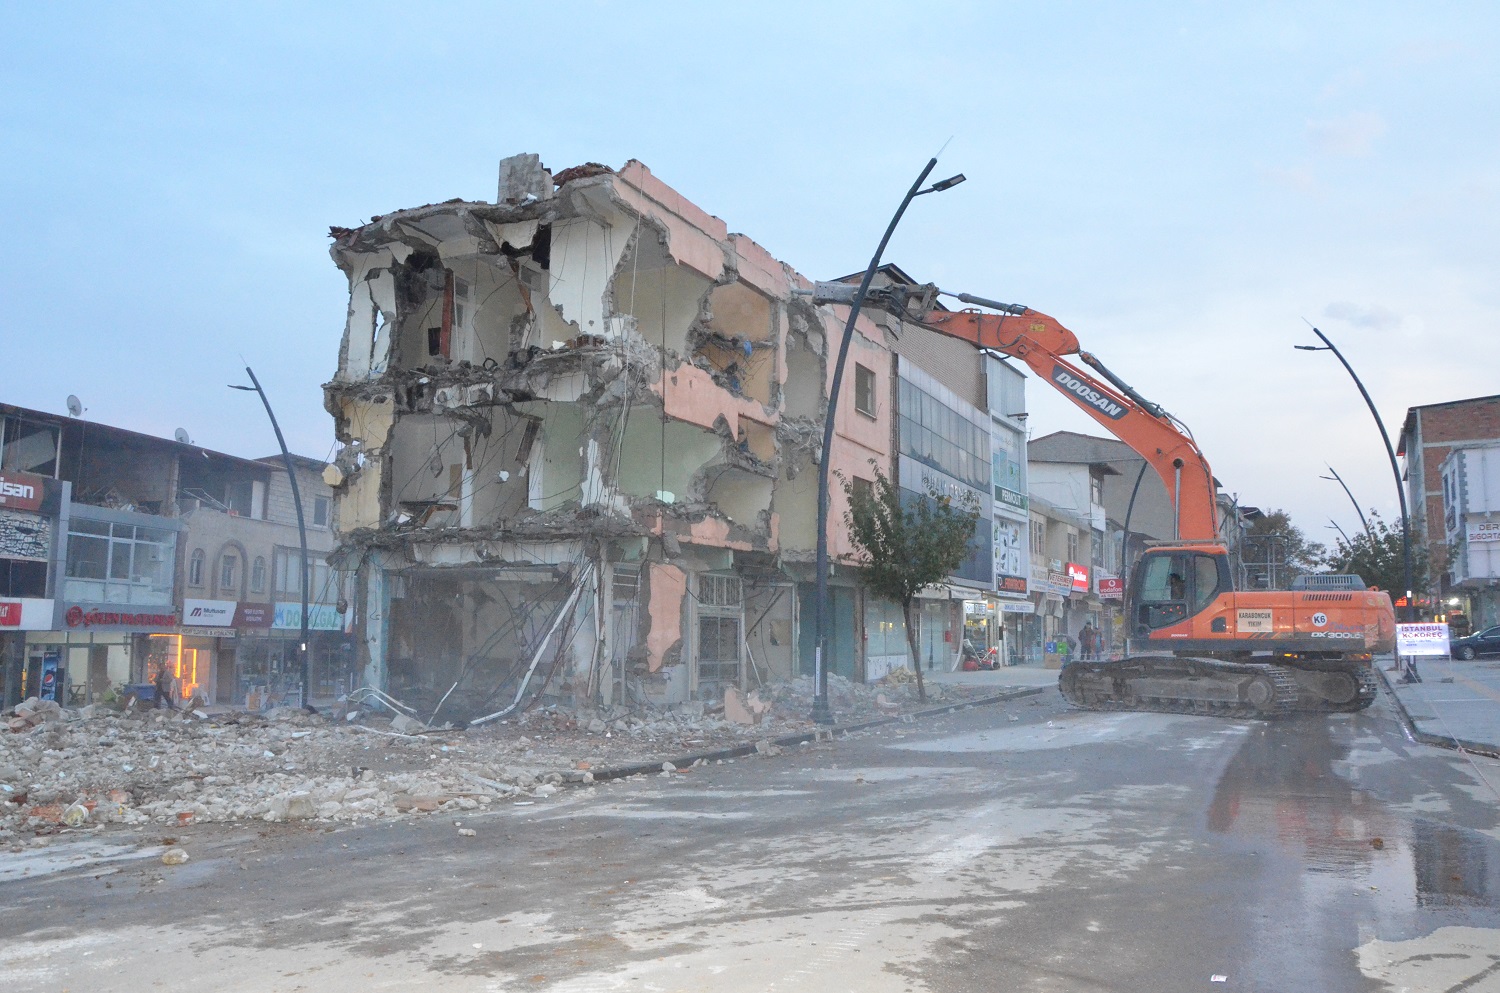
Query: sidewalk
1377 653 1500 758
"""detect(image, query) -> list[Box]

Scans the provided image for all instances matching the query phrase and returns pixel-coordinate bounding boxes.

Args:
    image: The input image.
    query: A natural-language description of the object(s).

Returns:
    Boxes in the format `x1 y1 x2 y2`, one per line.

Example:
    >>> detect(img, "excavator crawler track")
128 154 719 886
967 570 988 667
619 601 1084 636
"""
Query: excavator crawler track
1286 660 1380 713
1059 656 1300 719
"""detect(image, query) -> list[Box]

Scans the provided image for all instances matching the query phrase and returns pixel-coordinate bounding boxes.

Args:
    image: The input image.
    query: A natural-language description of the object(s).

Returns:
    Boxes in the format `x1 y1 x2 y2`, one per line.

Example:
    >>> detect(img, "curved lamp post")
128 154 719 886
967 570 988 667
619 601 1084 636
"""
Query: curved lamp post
1295 329 1414 619
809 158 965 724
230 368 312 707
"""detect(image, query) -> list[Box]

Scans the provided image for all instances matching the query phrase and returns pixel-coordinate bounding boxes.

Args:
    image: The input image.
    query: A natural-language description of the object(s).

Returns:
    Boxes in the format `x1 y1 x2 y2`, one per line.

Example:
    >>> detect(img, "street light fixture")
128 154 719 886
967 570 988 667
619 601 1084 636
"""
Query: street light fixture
230 368 313 708
808 157 963 724
1294 329 1414 619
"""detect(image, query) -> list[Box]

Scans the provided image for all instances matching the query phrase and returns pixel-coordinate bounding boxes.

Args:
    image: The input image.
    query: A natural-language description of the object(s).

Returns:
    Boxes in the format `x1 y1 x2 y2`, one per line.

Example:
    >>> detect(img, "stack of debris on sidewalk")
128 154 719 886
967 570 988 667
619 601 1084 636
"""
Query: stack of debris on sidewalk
1 669 987 844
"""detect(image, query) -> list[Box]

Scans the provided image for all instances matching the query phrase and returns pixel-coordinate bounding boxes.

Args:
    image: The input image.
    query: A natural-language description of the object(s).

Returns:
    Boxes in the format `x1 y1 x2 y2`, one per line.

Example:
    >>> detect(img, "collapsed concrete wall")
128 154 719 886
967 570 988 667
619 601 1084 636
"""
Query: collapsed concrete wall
324 155 894 716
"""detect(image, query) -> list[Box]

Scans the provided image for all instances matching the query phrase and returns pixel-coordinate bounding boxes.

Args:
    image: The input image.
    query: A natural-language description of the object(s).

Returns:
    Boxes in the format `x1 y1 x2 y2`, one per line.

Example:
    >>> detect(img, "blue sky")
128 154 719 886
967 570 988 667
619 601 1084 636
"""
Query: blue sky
4 2 1495 541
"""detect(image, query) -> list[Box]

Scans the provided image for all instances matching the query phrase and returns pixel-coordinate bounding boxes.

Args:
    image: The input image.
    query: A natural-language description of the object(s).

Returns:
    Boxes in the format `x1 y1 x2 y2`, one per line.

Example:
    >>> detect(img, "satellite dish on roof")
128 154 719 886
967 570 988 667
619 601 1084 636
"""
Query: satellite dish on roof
174 428 192 445
66 395 84 417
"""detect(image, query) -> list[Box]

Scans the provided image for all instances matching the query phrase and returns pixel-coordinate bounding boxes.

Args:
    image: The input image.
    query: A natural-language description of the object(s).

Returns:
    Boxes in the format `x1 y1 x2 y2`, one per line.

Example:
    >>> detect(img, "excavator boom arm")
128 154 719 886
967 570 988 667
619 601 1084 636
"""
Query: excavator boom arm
922 309 1219 541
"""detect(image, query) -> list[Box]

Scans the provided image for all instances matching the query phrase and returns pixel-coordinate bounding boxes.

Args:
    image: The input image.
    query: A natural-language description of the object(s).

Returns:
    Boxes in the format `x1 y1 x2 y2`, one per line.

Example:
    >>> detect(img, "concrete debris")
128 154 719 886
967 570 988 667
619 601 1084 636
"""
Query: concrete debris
1 674 994 845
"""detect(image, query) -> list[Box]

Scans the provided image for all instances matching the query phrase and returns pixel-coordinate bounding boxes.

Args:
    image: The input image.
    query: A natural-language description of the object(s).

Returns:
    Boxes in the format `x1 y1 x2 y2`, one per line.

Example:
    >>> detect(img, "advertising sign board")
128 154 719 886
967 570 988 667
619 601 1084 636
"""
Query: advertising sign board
1396 623 1452 657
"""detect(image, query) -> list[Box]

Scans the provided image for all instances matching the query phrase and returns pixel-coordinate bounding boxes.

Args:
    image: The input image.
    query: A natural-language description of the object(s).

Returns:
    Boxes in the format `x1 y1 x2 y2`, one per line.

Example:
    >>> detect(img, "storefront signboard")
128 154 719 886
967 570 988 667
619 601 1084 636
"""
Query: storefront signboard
63 602 178 631
1467 521 1500 543
1098 576 1124 599
1396 623 1451 657
999 601 1036 614
1066 562 1090 592
0 469 46 512
235 602 274 629
1047 572 1071 591
996 487 1028 512
273 602 343 631
0 598 55 630
997 575 1028 595
181 626 236 639
182 598 237 627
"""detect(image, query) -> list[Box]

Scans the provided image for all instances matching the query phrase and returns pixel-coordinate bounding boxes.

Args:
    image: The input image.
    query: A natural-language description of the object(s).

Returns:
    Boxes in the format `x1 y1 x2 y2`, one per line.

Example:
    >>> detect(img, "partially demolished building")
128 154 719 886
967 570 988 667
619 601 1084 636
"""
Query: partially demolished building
324 155 896 720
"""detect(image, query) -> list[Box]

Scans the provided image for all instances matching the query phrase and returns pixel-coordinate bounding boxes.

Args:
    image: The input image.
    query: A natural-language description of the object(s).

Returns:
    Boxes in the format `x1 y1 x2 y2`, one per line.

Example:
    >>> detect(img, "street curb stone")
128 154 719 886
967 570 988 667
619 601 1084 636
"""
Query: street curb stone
588 684 1051 784
1375 664 1500 760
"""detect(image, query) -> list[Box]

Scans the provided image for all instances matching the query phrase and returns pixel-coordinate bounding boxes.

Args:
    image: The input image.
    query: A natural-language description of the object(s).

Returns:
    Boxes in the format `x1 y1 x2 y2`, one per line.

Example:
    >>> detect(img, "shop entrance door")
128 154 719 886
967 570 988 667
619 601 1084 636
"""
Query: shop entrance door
919 600 949 671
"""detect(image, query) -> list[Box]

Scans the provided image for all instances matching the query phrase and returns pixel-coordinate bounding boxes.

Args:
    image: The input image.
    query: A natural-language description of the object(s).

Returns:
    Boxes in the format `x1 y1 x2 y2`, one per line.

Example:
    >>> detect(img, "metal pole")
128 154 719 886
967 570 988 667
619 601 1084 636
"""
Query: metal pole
812 157 939 724
236 368 312 707
1299 328 1414 618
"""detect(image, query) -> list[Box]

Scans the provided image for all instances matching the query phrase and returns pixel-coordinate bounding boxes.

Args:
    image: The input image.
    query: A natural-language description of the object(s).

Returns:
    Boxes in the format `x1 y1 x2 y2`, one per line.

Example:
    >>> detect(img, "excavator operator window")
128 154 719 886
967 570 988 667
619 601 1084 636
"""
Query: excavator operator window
1135 553 1189 633
1191 553 1222 613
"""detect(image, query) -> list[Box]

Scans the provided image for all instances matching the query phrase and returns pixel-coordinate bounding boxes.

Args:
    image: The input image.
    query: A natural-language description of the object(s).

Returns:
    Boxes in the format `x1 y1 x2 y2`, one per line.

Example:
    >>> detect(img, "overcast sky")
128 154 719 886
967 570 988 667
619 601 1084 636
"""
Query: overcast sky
4 2 1495 544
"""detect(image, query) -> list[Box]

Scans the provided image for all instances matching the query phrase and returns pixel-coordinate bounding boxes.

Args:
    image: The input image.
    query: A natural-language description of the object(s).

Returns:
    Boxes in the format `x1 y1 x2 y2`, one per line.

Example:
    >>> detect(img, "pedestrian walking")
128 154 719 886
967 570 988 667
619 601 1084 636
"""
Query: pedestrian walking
1080 623 1096 661
153 665 177 711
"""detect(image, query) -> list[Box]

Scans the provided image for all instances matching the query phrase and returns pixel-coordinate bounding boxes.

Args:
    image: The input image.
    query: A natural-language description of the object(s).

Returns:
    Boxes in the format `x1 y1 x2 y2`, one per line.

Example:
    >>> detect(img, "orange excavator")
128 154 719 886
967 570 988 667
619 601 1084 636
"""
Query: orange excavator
918 295 1396 717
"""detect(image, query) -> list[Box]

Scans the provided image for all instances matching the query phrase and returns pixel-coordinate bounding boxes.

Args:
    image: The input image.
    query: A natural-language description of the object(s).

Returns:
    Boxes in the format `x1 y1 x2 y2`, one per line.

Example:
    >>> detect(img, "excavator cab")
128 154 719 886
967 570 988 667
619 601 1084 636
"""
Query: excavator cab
1129 546 1232 640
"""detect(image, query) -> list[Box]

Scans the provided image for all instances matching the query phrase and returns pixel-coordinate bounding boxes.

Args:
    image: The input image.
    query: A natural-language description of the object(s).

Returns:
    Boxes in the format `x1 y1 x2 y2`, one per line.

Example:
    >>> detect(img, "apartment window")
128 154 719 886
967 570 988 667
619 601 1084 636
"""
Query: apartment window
453 276 470 328
1030 519 1045 557
313 495 330 528
64 518 176 604
189 548 205 586
897 378 990 491
251 556 267 593
274 547 334 603
225 480 254 517
220 553 239 591
851 477 875 506
1067 530 1080 563
854 364 877 417
1090 473 1104 507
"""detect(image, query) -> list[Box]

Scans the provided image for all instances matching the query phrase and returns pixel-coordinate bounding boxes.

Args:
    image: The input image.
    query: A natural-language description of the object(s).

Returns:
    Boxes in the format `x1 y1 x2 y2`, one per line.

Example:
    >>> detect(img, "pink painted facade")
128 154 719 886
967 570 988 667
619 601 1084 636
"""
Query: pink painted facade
324 154 896 711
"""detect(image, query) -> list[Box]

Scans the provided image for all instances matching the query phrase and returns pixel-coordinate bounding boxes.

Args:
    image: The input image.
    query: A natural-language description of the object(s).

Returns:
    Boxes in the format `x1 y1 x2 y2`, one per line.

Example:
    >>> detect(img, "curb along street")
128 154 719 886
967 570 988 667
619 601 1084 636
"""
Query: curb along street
589 684 1052 783
1375 663 1500 760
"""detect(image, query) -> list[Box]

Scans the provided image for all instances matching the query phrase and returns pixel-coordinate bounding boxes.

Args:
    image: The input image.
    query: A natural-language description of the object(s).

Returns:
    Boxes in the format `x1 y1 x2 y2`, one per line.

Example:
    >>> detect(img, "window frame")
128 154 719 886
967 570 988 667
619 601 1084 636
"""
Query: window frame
853 363 877 418
219 553 239 591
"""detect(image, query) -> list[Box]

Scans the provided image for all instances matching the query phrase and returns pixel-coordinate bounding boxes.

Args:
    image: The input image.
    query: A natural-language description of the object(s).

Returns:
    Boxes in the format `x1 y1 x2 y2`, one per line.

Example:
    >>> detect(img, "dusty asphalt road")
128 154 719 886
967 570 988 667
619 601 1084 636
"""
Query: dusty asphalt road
3 688 1499 993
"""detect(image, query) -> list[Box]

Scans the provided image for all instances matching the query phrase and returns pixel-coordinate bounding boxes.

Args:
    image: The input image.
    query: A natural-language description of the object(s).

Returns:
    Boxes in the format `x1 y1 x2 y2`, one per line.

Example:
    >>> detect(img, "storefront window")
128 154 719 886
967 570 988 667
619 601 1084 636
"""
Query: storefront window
865 598 909 660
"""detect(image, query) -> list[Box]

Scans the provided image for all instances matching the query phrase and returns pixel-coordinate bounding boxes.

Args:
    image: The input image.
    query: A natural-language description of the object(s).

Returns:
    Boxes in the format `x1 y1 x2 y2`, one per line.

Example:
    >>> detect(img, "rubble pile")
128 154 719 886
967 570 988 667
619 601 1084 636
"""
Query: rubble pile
2 670 987 844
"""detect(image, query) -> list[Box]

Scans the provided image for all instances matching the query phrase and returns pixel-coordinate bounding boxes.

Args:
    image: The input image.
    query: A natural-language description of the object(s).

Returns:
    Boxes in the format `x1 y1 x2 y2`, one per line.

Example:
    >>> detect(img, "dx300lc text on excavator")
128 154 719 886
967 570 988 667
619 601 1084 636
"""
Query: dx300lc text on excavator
916 296 1396 718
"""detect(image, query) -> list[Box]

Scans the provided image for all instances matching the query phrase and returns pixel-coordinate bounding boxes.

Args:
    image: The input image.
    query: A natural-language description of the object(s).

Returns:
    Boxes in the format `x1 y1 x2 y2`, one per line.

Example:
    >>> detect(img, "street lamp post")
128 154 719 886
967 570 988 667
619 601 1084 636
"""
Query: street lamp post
808 158 964 724
230 368 312 708
1321 465 1370 534
1295 328 1414 619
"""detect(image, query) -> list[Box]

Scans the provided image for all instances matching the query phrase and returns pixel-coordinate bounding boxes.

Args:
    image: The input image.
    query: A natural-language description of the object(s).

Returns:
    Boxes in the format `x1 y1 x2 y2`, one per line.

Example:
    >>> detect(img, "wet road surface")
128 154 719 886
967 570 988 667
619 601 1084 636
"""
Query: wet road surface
2 688 1498 992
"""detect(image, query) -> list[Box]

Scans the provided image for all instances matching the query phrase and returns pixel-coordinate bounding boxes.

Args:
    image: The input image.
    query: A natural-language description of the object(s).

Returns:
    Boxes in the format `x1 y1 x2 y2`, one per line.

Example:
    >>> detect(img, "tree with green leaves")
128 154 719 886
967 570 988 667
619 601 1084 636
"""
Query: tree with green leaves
840 464 980 702
1326 509 1428 598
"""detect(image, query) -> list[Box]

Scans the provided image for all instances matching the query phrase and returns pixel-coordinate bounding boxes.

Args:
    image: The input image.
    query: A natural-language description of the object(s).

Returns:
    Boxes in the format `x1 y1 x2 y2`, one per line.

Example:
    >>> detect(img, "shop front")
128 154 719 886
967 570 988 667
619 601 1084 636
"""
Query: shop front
963 598 998 659
232 601 356 708
26 602 179 705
